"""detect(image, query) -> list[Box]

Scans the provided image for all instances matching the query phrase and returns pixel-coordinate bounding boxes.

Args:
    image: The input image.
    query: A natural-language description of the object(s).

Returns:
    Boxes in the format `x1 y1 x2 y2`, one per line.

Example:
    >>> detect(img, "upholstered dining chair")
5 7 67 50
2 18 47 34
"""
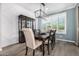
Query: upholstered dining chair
22 28 42 56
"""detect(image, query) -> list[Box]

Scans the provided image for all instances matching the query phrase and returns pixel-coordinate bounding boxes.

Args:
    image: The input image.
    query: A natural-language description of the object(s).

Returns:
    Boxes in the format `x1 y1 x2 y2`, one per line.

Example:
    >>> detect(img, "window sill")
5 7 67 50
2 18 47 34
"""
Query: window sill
56 32 66 34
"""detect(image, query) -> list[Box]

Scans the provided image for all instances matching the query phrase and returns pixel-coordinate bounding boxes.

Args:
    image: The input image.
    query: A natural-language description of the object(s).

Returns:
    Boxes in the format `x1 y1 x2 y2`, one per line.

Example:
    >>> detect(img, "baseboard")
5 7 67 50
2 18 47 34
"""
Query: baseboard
1 41 19 48
1 37 19 48
56 39 75 43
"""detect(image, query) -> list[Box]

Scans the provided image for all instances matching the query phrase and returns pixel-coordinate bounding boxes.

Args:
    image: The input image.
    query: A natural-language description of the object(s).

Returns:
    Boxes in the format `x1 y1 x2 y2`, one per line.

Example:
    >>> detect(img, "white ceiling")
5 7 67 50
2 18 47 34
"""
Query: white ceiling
17 3 76 15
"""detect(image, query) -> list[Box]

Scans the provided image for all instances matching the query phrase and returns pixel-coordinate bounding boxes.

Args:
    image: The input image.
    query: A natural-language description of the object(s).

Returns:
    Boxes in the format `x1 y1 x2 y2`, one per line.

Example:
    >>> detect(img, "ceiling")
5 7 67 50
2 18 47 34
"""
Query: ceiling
17 3 77 15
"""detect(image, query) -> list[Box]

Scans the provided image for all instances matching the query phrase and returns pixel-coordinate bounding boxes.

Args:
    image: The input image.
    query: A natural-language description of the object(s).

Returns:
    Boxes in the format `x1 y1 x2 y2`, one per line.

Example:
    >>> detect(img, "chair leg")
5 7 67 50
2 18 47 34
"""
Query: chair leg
25 46 28 55
51 39 53 50
53 36 55 48
53 37 55 46
54 36 56 45
48 39 50 55
40 45 43 51
33 49 35 56
43 41 45 56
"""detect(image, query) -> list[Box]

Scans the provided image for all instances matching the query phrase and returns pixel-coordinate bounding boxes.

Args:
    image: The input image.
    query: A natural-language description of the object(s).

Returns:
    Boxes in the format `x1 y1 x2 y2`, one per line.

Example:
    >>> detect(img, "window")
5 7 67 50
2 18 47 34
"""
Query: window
41 12 66 34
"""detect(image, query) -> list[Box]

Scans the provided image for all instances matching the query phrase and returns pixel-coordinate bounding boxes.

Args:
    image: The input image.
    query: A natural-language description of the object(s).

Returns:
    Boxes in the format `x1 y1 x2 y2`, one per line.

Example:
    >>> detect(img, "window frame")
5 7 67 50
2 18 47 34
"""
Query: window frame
40 12 67 34
56 12 67 34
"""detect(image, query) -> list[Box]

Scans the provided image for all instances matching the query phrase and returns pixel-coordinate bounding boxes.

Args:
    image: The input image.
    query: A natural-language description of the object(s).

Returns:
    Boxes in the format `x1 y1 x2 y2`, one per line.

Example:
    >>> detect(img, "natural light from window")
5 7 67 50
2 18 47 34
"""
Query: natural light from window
40 12 66 34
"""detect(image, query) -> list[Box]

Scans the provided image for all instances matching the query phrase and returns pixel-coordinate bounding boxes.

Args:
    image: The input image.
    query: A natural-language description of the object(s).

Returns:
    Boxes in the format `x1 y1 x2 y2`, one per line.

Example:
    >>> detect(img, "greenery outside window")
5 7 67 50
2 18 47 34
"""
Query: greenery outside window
41 12 66 34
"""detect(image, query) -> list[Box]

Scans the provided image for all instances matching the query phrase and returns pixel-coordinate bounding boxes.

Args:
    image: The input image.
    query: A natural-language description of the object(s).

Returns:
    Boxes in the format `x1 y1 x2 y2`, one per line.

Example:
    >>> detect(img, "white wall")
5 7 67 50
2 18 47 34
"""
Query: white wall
0 3 2 50
0 3 35 48
75 4 79 46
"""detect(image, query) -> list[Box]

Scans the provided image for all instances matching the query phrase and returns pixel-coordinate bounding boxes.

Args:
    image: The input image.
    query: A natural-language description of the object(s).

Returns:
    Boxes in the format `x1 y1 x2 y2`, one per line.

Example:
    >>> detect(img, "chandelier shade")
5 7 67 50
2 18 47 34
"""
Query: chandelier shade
34 3 47 19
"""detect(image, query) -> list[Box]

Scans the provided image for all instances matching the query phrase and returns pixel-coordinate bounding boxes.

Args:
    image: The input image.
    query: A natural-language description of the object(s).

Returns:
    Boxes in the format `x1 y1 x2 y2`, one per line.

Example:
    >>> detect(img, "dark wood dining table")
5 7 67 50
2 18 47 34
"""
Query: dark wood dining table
35 32 53 56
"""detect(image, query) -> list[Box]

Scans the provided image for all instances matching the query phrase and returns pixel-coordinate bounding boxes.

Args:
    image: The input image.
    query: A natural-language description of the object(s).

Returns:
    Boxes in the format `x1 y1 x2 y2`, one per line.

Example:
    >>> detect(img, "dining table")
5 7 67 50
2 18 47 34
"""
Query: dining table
35 32 54 56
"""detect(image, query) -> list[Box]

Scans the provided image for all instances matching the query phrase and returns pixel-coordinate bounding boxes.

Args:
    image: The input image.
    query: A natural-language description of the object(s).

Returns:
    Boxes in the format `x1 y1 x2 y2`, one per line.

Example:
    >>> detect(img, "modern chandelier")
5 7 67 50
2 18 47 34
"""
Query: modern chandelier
34 3 47 19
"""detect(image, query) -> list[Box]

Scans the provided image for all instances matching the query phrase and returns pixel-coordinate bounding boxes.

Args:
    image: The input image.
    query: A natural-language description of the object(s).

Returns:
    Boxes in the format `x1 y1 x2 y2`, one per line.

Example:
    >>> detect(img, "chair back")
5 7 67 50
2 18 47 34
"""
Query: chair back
49 30 56 40
22 28 35 49
35 29 41 35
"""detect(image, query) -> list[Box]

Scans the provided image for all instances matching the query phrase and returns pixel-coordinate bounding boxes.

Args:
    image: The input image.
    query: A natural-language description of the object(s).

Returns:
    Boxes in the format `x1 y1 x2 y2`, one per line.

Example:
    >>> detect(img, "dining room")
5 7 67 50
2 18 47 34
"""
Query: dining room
0 3 79 56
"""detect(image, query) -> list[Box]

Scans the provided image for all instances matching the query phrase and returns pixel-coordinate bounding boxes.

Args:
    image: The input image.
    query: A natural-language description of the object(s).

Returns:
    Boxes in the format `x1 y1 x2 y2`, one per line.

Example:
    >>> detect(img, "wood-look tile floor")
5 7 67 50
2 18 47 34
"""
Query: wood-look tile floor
0 40 79 56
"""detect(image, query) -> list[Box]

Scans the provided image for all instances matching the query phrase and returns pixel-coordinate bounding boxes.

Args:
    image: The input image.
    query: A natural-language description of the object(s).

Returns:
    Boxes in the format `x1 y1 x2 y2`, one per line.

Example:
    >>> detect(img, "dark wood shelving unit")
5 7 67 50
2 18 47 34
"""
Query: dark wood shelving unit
18 15 35 43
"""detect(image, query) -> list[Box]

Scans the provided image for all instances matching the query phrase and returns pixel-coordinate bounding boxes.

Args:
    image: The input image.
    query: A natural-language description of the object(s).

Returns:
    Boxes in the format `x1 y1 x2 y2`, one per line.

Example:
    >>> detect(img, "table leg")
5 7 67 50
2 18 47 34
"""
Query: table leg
48 39 50 55
43 40 45 56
